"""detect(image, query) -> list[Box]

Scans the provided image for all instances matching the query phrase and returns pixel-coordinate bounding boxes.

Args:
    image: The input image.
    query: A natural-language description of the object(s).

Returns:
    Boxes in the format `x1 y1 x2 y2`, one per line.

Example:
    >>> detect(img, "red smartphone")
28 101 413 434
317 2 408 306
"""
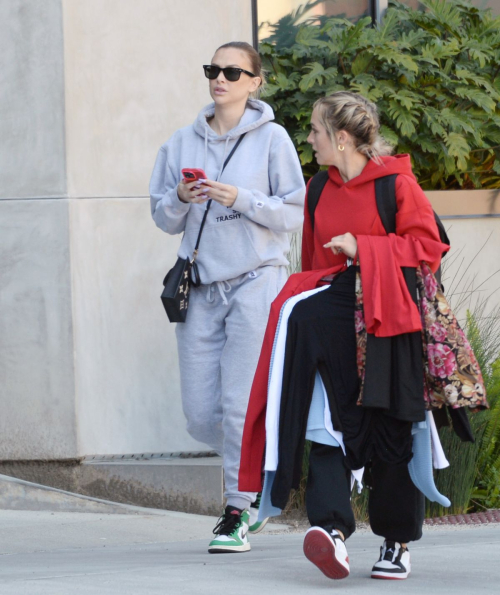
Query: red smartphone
181 168 207 183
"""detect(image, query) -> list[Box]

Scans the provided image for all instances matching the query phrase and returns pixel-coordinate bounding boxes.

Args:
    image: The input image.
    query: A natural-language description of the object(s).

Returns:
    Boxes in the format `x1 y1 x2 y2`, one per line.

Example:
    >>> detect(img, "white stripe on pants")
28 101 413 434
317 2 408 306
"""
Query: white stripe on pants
176 265 287 510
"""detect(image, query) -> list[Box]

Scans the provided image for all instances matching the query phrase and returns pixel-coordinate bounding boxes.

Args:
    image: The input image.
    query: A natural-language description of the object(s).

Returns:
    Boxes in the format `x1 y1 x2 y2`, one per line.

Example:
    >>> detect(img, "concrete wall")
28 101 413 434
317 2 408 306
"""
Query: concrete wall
0 199 77 460
1 0 252 460
436 218 500 319
0 0 76 459
0 0 66 199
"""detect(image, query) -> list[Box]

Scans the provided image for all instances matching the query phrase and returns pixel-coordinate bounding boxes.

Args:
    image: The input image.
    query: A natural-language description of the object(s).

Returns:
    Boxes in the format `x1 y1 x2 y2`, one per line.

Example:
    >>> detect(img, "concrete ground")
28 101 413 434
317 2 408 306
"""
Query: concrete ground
0 509 498 594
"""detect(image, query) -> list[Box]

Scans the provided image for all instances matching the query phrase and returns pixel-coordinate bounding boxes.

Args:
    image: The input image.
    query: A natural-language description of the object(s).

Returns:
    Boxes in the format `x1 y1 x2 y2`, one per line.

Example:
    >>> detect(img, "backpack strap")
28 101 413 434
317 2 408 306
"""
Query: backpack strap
375 174 398 235
309 170 450 257
375 174 450 253
434 213 450 250
307 170 329 232
375 173 449 287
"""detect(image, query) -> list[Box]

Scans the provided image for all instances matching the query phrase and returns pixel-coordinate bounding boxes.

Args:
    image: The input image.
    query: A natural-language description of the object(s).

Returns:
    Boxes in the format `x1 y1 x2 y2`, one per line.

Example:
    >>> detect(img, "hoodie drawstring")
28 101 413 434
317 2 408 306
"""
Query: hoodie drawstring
200 130 233 303
206 280 232 305
204 131 208 174
203 129 231 183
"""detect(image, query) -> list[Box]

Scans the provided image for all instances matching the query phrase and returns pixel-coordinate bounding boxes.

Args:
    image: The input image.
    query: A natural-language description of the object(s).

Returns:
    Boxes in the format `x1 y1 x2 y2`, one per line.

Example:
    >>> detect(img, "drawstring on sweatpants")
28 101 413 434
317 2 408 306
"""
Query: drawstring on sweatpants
206 280 232 305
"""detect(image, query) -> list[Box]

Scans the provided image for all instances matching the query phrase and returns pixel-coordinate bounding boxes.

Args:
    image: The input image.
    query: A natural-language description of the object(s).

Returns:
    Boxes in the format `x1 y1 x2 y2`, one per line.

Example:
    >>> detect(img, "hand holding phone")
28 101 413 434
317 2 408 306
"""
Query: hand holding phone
178 168 209 204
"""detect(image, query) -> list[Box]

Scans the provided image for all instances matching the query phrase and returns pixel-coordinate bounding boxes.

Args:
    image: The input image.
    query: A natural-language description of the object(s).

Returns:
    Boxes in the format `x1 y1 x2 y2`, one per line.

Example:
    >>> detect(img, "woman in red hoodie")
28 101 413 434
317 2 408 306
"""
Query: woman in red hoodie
239 92 450 581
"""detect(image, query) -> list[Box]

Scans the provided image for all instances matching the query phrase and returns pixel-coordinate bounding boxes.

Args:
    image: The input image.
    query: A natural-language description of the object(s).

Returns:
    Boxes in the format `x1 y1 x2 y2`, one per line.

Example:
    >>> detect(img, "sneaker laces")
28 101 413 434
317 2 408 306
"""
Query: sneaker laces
213 507 242 536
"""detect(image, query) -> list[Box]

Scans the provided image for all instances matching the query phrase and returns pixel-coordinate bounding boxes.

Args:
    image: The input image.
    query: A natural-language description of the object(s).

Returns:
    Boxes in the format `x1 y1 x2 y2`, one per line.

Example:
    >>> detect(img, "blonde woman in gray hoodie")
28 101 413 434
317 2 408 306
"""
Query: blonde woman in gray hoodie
150 41 305 553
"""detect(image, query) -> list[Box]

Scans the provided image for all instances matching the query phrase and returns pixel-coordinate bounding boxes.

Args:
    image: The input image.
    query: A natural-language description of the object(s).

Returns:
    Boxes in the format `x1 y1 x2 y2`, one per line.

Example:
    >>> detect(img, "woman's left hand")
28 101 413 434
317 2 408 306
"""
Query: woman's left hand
324 232 357 258
199 179 238 208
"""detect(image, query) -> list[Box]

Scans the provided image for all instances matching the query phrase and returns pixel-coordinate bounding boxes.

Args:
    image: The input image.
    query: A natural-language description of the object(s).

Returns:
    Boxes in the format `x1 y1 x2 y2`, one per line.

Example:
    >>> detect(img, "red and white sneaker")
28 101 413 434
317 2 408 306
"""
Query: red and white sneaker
371 540 411 580
303 527 350 580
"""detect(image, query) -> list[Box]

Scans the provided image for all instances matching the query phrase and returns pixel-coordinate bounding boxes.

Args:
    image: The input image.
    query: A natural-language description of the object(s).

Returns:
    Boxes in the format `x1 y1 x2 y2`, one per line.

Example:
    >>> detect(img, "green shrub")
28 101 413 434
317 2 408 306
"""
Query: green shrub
260 0 500 189
427 312 500 517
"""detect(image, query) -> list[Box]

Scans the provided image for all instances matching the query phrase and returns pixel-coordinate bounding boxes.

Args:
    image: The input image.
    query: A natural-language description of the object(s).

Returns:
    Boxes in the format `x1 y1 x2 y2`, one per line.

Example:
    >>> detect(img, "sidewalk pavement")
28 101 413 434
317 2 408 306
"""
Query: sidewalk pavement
1 508 498 594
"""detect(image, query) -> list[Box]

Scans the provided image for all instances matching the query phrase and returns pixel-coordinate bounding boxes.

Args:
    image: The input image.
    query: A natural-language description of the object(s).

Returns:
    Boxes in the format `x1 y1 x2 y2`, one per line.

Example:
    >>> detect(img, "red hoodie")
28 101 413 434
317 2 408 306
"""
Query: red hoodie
303 154 448 336
239 155 449 492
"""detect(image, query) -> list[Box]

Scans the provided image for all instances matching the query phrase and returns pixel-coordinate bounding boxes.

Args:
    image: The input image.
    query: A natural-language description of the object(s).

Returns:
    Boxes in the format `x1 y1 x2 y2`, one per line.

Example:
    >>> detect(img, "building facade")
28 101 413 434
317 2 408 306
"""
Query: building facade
1 0 499 466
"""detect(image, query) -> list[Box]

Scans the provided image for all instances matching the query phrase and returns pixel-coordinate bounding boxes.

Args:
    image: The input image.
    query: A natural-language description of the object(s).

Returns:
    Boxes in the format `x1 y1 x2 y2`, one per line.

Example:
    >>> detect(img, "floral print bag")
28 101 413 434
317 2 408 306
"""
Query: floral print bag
416 262 488 411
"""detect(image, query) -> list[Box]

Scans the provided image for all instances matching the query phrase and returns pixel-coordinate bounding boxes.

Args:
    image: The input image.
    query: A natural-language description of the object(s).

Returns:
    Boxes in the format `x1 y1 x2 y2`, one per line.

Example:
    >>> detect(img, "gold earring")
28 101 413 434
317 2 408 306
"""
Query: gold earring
338 144 345 152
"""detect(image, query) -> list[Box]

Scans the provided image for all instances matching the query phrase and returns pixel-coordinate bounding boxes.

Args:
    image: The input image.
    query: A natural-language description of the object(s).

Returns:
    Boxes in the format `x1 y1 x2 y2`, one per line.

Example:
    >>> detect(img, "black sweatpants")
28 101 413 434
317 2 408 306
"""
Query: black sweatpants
306 442 424 543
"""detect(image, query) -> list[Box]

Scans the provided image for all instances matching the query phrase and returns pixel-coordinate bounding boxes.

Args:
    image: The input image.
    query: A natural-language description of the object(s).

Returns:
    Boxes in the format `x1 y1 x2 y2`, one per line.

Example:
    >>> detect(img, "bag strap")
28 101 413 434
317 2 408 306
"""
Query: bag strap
374 174 398 234
307 170 329 232
192 132 247 258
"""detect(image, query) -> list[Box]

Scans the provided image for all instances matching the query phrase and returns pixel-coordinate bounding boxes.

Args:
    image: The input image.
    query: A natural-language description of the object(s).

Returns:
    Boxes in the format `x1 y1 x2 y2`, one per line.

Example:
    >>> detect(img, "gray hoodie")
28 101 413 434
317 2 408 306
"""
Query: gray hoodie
150 99 305 284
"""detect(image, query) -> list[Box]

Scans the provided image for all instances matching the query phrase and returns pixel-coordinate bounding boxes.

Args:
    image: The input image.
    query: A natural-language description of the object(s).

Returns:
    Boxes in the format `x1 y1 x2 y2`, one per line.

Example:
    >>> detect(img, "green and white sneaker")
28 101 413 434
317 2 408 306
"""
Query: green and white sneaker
249 492 269 534
208 506 251 554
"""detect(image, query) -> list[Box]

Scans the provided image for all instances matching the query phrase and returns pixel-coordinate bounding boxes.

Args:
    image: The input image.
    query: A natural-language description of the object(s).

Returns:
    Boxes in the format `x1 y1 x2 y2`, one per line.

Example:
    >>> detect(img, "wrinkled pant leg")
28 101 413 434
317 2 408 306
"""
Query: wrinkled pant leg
306 442 356 540
368 455 425 543
175 285 225 453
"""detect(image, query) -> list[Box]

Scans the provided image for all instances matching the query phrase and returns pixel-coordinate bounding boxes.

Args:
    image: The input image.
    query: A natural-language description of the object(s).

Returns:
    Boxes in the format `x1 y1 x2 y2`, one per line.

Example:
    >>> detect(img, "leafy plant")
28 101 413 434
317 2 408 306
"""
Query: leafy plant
260 0 500 189
427 313 500 517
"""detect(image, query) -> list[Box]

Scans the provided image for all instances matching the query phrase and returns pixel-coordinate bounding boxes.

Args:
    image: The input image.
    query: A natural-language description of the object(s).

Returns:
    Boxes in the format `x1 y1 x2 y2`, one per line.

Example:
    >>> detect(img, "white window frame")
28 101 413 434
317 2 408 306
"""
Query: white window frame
375 0 389 22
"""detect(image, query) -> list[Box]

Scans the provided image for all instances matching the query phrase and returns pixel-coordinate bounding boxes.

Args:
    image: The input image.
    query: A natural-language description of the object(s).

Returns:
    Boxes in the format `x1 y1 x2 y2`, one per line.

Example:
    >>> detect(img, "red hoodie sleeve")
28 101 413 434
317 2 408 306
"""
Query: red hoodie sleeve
301 178 314 272
357 174 449 338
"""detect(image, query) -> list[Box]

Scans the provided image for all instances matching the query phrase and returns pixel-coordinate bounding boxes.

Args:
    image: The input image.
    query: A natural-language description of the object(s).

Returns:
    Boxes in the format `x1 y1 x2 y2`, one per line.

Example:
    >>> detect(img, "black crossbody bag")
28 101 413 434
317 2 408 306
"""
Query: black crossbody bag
161 133 246 323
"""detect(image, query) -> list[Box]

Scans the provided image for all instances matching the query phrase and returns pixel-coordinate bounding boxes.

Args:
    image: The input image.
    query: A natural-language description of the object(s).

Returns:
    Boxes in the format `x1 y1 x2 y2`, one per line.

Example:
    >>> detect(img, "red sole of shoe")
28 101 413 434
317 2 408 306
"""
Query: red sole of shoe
303 531 349 580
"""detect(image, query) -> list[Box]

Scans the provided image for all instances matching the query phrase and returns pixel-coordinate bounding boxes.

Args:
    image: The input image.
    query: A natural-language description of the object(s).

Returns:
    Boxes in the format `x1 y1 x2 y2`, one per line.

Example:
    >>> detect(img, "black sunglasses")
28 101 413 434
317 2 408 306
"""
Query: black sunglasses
203 64 257 82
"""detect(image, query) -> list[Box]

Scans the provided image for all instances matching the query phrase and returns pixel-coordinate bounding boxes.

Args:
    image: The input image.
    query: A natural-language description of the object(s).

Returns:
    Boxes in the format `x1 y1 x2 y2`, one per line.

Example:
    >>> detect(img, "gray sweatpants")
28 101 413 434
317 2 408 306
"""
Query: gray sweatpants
176 265 287 510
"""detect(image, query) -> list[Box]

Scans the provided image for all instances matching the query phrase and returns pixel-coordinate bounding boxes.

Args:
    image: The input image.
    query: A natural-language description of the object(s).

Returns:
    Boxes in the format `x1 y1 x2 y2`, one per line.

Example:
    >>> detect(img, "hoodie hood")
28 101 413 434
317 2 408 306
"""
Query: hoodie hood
328 154 417 188
193 98 275 141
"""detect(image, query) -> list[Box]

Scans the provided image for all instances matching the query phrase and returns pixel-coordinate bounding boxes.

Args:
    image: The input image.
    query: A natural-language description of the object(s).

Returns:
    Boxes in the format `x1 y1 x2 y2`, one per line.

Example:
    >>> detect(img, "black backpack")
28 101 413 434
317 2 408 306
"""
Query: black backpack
306 171 450 284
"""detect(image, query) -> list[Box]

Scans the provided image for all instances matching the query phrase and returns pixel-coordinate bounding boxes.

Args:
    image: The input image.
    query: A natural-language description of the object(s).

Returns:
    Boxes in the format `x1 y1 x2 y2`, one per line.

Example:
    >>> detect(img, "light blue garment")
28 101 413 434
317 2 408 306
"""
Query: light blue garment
259 471 282 520
305 371 340 447
408 412 451 507
259 372 340 522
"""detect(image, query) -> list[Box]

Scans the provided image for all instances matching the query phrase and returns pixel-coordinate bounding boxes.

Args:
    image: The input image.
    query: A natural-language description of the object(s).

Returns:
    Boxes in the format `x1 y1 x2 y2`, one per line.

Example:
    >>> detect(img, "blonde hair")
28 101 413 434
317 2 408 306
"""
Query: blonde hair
215 41 266 99
313 92 393 161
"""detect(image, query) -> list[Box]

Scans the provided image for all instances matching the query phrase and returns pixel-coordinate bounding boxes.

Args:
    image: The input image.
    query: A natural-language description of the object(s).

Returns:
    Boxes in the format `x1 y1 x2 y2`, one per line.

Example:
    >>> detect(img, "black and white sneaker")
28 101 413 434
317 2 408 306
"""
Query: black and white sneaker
371 540 411 580
303 527 350 580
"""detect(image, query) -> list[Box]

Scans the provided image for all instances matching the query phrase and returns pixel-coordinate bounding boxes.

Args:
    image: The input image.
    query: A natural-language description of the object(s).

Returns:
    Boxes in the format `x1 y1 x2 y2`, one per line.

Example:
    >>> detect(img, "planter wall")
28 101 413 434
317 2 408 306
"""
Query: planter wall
426 189 500 318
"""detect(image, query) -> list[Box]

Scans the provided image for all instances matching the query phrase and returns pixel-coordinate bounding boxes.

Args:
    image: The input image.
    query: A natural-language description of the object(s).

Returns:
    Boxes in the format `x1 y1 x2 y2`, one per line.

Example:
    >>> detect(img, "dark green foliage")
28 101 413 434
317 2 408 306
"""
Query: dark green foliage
260 0 500 189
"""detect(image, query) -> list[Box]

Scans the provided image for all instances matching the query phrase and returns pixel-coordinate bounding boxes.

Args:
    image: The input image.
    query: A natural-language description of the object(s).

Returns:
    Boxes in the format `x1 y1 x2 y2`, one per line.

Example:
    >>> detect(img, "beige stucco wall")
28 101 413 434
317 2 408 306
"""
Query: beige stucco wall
62 0 252 457
62 0 251 198
427 190 500 319
442 218 500 318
